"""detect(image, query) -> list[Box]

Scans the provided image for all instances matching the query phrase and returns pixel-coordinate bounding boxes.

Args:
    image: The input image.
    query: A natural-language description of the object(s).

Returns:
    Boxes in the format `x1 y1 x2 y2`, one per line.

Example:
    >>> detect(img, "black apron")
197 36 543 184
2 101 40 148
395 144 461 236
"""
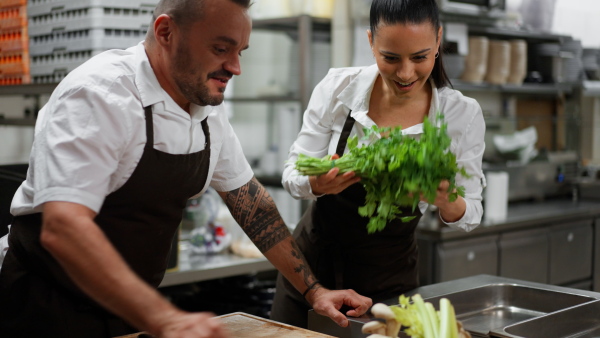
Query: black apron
270 111 422 328
0 106 211 338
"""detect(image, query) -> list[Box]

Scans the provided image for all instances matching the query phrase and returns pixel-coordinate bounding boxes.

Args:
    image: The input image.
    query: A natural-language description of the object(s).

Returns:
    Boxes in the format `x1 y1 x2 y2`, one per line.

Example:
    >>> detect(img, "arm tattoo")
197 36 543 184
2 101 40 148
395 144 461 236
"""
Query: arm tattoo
222 177 290 252
291 239 320 290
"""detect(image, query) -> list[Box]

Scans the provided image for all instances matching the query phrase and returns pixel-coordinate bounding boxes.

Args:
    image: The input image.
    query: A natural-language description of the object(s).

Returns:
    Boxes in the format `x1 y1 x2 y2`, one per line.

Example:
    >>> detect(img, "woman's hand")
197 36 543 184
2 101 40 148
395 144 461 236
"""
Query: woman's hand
424 180 466 223
309 154 361 195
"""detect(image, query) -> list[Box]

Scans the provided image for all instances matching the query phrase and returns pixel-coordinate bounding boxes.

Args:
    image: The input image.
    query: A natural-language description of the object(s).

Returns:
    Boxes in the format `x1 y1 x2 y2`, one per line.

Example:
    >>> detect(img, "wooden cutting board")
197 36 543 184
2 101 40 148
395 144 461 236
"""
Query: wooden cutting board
218 312 336 338
114 312 335 338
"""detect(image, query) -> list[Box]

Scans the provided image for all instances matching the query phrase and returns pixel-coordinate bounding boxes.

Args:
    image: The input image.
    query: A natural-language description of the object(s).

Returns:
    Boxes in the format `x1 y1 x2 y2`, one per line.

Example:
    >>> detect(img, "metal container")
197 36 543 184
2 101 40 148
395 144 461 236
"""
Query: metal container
308 275 600 338
499 300 600 338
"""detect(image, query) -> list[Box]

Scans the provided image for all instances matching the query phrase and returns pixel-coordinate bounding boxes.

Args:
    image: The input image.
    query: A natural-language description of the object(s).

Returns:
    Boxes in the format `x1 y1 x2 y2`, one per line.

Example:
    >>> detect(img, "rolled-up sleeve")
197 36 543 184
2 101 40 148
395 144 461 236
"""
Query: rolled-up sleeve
282 73 338 200
443 105 486 232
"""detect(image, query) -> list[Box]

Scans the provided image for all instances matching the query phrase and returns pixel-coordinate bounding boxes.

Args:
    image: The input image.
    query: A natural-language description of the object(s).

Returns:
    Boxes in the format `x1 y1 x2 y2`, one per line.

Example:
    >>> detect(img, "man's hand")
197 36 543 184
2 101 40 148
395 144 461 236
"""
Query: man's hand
219 177 371 328
154 311 229 338
305 286 372 327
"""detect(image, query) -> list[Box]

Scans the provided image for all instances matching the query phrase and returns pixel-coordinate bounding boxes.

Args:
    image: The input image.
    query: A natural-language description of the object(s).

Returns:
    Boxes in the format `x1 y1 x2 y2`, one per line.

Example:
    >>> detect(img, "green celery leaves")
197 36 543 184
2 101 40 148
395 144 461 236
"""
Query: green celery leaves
295 114 470 234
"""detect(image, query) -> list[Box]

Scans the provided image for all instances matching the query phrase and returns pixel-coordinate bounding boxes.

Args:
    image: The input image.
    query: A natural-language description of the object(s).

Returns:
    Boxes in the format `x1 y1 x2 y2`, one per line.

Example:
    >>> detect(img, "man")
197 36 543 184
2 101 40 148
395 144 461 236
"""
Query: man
0 0 372 337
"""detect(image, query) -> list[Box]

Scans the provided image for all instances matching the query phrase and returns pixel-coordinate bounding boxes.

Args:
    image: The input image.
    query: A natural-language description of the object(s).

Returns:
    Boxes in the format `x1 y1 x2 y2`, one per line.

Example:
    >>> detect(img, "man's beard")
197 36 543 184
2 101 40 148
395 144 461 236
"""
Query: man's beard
172 45 227 107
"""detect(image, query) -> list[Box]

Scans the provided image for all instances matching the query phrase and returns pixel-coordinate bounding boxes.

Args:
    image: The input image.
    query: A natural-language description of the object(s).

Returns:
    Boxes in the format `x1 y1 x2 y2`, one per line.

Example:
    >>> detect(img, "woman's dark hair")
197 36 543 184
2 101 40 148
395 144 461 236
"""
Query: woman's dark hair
369 0 451 88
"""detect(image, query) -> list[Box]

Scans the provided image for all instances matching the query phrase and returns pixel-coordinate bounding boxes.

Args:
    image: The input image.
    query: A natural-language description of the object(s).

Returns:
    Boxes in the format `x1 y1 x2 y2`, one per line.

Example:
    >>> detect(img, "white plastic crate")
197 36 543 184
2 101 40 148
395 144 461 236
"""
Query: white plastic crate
28 0 158 83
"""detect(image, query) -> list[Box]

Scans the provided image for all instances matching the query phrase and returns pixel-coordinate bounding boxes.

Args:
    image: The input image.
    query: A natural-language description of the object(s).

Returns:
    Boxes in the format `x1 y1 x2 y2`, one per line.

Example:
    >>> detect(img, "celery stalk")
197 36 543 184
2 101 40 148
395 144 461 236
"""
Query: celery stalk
448 303 459 338
412 295 434 338
439 298 452 338
425 302 440 337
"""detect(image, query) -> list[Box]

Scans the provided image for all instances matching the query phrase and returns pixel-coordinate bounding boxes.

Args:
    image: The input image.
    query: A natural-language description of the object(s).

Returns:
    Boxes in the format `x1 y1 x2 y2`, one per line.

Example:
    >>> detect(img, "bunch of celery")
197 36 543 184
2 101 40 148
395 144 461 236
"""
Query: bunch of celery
391 294 464 338
294 114 469 233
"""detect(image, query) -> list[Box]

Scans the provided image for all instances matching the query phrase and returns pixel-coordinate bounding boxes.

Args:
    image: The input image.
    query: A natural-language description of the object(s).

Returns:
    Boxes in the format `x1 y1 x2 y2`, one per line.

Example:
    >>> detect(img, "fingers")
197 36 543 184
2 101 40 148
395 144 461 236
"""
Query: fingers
325 307 349 327
312 289 372 328
345 294 373 317
313 169 360 195
438 180 450 191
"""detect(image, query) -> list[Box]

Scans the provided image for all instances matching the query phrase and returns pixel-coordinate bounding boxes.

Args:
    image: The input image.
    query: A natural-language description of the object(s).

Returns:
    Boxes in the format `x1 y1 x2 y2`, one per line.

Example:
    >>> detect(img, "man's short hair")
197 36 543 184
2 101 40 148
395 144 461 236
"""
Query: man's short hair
152 0 252 28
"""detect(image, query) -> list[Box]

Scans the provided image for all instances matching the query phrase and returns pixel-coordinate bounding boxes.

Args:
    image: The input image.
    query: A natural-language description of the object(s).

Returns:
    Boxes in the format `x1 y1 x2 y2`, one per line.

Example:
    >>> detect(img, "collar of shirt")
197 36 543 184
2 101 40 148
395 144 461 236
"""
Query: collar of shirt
337 64 378 128
336 64 443 137
132 41 212 123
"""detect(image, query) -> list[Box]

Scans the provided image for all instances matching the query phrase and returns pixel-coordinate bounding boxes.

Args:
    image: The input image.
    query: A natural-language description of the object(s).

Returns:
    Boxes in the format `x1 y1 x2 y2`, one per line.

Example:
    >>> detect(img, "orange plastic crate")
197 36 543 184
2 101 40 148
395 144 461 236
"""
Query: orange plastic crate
0 73 30 85
0 3 27 31
0 17 27 30
0 0 27 8
0 61 29 75
0 26 28 53
0 39 28 53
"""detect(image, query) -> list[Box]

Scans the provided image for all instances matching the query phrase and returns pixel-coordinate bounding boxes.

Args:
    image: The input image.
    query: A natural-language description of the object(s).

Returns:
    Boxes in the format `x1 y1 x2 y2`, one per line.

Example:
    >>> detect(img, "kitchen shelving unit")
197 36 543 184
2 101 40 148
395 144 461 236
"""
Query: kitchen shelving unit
239 15 331 112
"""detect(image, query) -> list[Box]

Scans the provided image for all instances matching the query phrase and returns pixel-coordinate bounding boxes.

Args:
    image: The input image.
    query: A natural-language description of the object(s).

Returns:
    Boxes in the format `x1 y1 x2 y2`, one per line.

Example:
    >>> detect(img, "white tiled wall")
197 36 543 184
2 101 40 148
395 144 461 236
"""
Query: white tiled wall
552 0 600 48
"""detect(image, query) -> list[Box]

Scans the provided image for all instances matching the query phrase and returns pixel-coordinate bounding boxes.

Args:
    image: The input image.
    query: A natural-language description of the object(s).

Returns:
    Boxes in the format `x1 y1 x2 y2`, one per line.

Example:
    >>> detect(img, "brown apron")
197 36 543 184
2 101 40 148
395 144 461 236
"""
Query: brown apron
0 106 211 337
270 111 422 328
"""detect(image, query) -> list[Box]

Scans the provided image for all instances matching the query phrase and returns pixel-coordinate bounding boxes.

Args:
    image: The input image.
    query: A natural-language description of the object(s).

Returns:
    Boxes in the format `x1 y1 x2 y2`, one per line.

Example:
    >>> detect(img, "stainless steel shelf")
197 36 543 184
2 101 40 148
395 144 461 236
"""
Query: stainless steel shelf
467 26 570 43
160 249 274 287
452 80 574 96
582 81 600 97
253 15 331 34
253 15 331 43
226 96 300 103
0 118 36 127
0 83 58 95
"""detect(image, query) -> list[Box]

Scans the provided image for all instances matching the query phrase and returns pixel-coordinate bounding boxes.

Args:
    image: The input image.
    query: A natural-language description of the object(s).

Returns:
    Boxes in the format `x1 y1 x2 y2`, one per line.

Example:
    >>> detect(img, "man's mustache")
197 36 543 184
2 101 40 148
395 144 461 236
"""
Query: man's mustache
208 70 233 79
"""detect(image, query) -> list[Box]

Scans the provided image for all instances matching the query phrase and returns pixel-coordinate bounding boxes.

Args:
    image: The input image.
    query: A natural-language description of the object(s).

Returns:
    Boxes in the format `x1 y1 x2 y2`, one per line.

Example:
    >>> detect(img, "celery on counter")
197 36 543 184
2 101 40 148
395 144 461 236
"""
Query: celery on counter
362 294 471 338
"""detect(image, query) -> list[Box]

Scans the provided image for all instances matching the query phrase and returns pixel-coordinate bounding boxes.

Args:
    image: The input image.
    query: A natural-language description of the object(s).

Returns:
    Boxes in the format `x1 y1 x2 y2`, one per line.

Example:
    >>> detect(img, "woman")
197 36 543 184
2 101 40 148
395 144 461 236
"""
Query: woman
270 0 486 328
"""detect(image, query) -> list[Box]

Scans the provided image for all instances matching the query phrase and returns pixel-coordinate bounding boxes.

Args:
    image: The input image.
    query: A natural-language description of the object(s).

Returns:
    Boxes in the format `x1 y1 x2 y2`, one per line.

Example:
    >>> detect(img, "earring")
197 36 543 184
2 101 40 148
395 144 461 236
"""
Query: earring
435 52 439 59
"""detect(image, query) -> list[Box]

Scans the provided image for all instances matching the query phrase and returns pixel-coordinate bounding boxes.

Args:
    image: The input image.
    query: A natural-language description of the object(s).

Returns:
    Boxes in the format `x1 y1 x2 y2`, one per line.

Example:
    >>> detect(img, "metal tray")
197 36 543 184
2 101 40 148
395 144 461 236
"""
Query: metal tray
497 300 600 338
423 283 597 337
307 275 600 338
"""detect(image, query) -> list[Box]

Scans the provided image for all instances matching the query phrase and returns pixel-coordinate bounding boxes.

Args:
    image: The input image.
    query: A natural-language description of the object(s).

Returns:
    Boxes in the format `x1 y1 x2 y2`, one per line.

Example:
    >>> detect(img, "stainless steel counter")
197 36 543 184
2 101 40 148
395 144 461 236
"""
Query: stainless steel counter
159 245 274 288
308 274 600 338
418 199 600 241
159 199 600 288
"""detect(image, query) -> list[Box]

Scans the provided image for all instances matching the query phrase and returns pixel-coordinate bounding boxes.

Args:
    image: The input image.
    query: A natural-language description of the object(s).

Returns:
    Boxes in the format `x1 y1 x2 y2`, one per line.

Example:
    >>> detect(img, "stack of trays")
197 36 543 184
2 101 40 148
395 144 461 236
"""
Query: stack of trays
561 38 583 83
0 0 30 85
582 48 600 80
27 0 158 83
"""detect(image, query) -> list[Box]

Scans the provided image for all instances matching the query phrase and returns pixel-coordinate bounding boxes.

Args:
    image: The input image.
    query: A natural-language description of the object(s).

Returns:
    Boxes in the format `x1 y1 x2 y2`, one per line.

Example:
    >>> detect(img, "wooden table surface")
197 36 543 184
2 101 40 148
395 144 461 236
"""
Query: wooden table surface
114 312 335 338
218 312 335 338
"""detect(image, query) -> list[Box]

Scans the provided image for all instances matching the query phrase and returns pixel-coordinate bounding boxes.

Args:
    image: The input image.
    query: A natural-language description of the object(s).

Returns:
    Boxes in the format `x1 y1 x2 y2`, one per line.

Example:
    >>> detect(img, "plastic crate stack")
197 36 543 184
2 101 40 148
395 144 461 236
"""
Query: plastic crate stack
0 0 30 86
28 0 158 84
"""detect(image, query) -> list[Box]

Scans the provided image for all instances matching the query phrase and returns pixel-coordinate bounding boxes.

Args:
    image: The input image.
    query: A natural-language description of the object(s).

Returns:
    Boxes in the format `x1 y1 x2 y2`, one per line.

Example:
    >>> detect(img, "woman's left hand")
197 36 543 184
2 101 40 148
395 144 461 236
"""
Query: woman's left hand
423 180 466 223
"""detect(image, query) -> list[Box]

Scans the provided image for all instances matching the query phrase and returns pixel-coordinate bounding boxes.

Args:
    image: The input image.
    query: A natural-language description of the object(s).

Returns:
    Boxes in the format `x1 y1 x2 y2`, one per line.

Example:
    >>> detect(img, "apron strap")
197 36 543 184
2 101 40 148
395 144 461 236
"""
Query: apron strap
333 110 354 289
335 110 355 156
143 106 154 149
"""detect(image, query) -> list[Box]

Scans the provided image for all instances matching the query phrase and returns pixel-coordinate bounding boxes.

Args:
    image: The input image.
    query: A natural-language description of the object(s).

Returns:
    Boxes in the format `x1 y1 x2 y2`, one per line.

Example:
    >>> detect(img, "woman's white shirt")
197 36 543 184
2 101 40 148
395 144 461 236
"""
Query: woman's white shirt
10 41 254 217
282 64 486 232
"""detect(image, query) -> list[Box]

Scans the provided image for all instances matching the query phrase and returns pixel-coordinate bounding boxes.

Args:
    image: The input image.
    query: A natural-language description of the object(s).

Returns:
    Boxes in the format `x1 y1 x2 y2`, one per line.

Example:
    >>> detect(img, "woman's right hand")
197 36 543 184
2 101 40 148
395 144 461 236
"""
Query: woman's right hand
309 154 361 195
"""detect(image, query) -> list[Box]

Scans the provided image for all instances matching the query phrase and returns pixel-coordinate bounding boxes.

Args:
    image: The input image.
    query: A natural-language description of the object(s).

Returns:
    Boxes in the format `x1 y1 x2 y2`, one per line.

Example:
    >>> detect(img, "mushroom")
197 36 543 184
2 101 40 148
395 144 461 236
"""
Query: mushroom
457 320 472 338
370 303 401 338
362 320 387 335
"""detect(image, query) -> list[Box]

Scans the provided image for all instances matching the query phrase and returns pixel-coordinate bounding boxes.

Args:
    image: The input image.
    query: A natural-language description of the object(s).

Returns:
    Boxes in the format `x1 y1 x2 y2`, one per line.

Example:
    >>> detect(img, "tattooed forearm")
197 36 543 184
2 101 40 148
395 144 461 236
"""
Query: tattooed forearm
291 239 315 285
222 177 290 252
